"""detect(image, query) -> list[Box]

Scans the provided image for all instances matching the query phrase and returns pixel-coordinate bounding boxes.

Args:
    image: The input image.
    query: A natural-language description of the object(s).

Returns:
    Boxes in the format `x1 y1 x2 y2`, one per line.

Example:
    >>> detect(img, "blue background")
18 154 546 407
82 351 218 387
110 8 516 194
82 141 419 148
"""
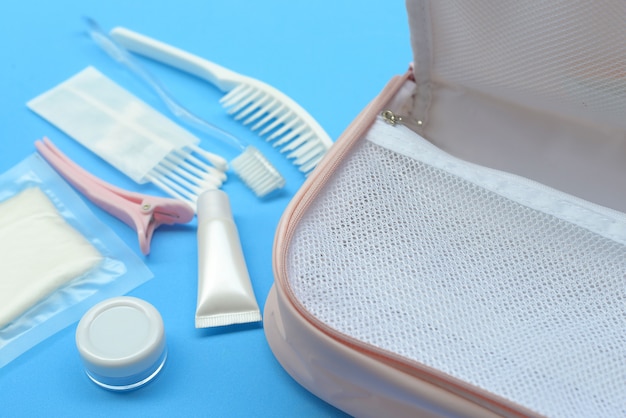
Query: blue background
1 1 410 416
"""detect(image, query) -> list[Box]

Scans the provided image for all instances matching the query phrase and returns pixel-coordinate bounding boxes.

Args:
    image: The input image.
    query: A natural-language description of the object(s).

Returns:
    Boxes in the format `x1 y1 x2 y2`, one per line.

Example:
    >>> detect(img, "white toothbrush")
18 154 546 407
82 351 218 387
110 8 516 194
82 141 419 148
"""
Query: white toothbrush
110 27 334 175
86 19 284 198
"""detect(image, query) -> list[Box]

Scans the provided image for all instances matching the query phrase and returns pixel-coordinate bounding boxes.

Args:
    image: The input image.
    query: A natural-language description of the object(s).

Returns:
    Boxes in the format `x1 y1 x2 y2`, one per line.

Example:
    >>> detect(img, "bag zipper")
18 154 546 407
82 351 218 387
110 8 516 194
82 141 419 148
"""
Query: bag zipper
273 71 413 334
274 72 412 253
380 109 423 131
271 71 538 417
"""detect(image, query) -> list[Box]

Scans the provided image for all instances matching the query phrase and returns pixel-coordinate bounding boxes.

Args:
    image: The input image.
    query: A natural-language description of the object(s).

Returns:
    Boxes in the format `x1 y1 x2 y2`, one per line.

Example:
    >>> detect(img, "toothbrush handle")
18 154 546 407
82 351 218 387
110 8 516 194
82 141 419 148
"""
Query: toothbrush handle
110 27 239 92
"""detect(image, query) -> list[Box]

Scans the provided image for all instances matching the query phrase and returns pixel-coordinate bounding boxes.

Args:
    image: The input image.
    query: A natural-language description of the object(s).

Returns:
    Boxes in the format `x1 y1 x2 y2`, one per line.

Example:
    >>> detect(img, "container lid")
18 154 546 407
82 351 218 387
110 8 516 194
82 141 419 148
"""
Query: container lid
75 296 166 391
197 189 233 224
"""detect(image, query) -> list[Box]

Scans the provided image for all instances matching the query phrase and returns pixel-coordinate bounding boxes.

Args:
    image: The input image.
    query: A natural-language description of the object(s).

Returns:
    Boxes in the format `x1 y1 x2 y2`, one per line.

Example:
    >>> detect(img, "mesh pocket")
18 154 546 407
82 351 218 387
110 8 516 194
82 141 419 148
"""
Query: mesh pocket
411 1 626 129
287 121 626 417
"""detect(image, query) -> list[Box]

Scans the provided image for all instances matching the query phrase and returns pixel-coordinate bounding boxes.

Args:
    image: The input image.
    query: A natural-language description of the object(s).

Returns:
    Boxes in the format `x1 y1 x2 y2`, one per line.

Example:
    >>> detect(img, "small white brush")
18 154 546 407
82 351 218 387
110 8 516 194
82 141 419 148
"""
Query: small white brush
109 27 334 175
86 19 285 198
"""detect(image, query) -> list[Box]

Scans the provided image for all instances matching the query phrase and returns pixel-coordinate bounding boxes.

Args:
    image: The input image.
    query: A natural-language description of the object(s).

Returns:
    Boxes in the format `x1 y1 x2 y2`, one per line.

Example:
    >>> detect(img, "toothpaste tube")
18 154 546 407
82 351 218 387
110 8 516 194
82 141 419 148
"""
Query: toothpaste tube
195 190 262 328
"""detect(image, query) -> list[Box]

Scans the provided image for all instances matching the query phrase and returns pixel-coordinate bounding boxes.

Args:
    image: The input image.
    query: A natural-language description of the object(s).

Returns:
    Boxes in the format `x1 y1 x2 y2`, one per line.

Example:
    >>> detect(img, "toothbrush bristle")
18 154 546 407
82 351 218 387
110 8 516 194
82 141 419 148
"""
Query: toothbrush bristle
231 146 286 197
219 83 331 174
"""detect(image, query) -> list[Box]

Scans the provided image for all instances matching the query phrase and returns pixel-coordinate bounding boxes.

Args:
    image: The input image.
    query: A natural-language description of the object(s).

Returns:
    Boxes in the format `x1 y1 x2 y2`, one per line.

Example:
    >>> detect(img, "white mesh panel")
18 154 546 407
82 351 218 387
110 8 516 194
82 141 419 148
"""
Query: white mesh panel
286 121 626 417
412 1 626 129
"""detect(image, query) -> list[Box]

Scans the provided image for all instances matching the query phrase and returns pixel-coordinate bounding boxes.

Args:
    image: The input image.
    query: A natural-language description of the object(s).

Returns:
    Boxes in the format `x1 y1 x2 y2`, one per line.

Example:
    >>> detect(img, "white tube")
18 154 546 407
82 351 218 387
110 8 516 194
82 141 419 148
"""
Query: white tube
195 190 262 328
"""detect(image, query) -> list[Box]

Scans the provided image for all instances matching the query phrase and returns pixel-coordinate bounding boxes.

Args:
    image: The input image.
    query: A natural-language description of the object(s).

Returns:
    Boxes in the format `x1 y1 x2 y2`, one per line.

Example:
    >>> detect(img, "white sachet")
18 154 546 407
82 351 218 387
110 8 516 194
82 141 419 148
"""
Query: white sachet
0 188 103 328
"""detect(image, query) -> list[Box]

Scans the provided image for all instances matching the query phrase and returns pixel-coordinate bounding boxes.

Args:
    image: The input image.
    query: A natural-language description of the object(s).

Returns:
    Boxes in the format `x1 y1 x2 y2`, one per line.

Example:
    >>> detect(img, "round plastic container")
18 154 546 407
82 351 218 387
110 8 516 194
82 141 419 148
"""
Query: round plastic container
75 296 167 391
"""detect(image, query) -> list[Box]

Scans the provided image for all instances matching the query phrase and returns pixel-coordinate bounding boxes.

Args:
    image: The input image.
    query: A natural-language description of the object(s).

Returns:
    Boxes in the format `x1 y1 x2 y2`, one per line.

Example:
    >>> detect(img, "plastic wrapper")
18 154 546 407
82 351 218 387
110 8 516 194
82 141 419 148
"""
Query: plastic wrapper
0 153 153 368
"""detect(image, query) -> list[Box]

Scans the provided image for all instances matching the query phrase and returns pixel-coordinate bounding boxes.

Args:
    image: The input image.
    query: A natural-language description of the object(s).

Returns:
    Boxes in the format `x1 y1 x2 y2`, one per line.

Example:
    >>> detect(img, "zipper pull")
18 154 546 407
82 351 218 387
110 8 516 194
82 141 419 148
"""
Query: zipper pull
381 110 403 126
380 110 423 130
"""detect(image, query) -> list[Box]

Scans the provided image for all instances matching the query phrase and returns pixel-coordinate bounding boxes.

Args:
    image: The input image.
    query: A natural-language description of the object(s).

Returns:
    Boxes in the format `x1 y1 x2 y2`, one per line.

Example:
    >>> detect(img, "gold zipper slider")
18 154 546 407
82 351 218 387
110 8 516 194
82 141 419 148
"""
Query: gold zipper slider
381 110 403 126
381 110 423 129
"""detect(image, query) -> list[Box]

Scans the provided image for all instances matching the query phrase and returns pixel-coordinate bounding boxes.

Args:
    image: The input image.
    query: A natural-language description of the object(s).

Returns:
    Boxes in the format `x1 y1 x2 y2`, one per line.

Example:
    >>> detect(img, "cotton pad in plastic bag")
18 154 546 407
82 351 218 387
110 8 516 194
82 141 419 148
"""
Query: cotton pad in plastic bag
0 187 102 328
0 153 153 368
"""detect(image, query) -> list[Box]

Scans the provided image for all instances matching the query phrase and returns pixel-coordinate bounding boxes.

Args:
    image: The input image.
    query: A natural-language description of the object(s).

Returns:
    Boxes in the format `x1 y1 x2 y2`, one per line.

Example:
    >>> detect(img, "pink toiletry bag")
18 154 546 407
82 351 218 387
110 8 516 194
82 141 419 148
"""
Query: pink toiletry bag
264 1 626 417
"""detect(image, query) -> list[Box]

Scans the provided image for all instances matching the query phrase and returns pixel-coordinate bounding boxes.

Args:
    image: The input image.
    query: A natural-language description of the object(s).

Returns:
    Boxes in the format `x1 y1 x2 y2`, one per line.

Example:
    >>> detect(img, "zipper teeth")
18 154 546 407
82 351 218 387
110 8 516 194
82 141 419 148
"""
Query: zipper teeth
270 91 626 416
277 74 411 244
273 73 411 329
272 79 538 414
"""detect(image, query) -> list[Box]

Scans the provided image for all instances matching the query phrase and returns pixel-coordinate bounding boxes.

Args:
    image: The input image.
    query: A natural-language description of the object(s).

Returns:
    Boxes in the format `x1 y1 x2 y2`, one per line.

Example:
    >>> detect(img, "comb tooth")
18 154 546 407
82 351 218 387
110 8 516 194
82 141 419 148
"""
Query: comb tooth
223 95 251 114
219 84 244 105
220 84 251 107
299 153 324 174
259 111 293 136
273 124 307 147
243 106 269 126
223 87 253 110
267 117 300 140
233 91 268 120
288 138 324 163
293 149 325 173
226 100 250 115
251 104 286 132
279 129 313 151
243 97 277 126
227 88 259 115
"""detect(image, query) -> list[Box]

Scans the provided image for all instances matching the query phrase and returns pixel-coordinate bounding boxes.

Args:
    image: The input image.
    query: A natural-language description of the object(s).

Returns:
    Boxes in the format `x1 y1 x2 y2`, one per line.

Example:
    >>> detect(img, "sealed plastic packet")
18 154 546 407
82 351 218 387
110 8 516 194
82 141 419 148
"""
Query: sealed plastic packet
0 153 153 368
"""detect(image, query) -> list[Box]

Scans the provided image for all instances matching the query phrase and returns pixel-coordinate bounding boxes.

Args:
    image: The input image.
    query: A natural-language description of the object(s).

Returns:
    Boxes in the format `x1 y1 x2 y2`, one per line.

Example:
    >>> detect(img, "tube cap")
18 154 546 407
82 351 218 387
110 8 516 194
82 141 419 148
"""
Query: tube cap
197 189 233 223
75 296 167 391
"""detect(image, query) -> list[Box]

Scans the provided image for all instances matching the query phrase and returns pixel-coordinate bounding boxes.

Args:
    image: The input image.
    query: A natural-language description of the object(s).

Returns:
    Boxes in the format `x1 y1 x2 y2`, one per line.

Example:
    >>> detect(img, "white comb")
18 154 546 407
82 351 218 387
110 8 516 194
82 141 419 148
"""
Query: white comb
110 27 334 175
86 19 284 199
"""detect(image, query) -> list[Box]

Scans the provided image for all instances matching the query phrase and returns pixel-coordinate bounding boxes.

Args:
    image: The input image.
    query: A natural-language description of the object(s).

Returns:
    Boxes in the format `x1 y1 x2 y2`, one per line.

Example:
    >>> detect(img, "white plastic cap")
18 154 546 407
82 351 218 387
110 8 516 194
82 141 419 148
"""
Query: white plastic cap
75 296 167 391
197 189 233 223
